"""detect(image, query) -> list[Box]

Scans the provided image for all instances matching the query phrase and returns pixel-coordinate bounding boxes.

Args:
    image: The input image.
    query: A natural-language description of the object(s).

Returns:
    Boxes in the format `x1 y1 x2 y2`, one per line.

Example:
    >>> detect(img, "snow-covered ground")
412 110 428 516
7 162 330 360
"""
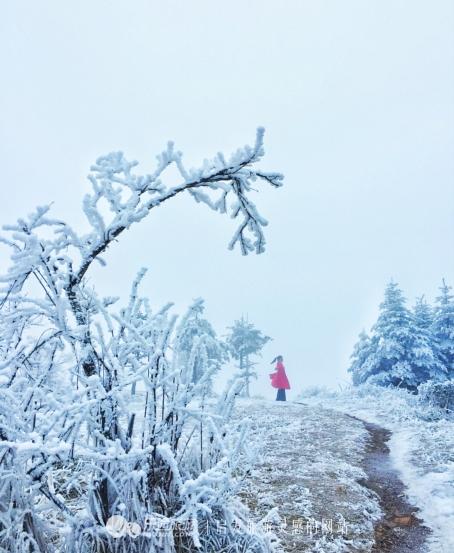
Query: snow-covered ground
233 400 382 552
299 385 454 553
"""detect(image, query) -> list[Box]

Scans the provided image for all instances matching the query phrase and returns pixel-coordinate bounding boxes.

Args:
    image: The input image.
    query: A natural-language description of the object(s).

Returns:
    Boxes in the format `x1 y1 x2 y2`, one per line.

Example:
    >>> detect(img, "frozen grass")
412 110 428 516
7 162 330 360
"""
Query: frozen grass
299 385 454 553
233 400 382 552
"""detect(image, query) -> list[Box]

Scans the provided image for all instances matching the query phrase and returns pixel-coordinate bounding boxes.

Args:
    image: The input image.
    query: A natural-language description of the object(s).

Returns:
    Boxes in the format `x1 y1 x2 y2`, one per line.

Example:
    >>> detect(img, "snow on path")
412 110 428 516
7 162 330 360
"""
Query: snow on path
234 400 381 552
389 429 454 553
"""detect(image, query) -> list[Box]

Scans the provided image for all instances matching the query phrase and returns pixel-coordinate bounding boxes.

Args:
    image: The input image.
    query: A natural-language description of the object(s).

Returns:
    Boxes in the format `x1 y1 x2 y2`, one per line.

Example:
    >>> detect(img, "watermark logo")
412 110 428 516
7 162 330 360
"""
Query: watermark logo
105 514 349 540
106 515 141 538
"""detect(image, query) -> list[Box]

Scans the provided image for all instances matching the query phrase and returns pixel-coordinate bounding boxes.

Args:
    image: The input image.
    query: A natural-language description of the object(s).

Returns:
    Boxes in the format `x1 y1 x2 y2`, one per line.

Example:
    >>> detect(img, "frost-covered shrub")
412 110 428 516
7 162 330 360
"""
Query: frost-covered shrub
0 130 283 553
174 298 228 390
300 382 452 423
418 380 454 412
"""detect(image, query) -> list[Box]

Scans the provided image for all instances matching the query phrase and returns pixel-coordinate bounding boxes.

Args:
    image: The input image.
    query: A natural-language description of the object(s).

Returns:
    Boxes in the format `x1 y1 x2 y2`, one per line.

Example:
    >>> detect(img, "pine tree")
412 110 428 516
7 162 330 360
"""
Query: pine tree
413 295 433 329
226 317 271 397
410 296 447 383
349 281 420 389
349 283 451 391
432 280 454 377
368 281 417 389
348 330 373 385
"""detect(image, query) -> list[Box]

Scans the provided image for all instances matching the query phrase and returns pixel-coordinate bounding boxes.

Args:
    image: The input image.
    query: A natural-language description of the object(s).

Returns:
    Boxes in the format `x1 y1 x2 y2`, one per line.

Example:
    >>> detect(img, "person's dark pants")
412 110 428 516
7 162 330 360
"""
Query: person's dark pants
276 389 286 401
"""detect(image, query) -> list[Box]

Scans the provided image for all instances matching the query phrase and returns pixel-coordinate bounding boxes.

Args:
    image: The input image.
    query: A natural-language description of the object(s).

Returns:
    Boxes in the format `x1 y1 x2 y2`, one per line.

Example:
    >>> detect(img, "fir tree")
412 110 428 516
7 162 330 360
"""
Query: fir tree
349 281 419 390
226 317 271 397
432 280 454 377
369 280 416 388
349 283 451 390
410 296 447 383
348 330 373 385
413 295 433 329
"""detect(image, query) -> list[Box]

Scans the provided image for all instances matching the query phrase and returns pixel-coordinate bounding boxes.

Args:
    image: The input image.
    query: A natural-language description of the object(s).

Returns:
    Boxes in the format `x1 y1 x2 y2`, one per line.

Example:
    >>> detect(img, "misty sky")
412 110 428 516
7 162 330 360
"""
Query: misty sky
1 1 453 398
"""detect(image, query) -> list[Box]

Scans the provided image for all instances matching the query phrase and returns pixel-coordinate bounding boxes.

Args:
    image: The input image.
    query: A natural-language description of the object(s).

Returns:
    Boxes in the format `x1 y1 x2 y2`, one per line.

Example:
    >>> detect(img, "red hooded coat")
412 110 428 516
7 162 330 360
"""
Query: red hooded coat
270 362 290 390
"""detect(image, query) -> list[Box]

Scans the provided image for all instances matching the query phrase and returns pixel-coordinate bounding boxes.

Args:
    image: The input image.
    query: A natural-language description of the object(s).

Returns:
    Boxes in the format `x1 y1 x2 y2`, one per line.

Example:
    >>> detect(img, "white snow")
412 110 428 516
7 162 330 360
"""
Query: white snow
389 429 454 553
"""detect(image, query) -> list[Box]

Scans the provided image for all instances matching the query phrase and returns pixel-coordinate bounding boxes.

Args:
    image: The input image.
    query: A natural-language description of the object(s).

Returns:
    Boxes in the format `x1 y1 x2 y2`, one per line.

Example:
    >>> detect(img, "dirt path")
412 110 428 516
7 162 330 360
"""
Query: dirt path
356 419 431 553
235 401 381 552
235 401 432 552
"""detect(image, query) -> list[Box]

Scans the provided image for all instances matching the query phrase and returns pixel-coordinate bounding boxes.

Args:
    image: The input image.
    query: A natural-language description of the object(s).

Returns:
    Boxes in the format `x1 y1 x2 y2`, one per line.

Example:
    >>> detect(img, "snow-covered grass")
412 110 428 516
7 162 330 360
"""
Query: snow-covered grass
298 384 454 553
233 399 382 552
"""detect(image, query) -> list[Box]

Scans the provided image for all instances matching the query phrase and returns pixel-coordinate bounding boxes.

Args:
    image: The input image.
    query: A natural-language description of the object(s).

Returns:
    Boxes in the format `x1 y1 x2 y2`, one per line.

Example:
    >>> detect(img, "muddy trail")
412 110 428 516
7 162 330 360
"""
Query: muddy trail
356 418 431 553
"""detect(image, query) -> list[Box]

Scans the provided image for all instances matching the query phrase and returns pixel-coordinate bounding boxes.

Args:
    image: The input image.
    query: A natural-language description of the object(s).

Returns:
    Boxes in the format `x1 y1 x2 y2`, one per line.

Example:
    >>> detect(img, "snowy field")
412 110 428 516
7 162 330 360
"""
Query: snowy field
233 400 381 552
299 385 454 553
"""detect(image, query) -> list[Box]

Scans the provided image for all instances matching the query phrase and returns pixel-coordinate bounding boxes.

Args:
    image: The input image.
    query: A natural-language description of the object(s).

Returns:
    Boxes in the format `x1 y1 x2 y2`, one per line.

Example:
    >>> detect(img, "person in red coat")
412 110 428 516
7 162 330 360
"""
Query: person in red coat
269 355 290 401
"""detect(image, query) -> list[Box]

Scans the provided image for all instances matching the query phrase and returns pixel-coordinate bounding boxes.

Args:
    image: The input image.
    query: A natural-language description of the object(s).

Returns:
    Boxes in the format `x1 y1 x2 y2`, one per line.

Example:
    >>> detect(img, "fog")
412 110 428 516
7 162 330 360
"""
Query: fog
1 0 453 397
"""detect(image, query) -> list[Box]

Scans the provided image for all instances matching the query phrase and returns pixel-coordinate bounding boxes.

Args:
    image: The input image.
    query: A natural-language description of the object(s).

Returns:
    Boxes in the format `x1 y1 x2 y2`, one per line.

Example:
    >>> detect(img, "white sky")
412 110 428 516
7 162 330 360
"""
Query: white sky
1 1 453 398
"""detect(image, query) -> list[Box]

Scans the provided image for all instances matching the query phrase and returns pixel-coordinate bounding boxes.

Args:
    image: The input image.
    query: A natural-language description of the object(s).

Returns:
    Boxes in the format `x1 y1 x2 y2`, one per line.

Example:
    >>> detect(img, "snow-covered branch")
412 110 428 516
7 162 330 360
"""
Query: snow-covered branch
69 127 282 289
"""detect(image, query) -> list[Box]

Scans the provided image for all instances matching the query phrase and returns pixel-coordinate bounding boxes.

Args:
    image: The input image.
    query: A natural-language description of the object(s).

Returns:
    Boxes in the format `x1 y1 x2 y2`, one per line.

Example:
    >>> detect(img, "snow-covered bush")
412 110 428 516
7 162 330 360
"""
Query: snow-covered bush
174 298 228 390
418 380 454 413
0 129 283 553
299 381 453 423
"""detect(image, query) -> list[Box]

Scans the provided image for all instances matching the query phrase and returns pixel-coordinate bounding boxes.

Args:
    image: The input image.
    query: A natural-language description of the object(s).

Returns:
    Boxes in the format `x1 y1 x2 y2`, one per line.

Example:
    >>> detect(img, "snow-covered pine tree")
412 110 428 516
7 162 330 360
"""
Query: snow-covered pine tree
432 280 454 378
349 283 449 390
0 129 283 553
350 281 420 390
226 317 271 397
410 296 447 383
174 298 227 389
413 295 433 329
348 330 373 385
